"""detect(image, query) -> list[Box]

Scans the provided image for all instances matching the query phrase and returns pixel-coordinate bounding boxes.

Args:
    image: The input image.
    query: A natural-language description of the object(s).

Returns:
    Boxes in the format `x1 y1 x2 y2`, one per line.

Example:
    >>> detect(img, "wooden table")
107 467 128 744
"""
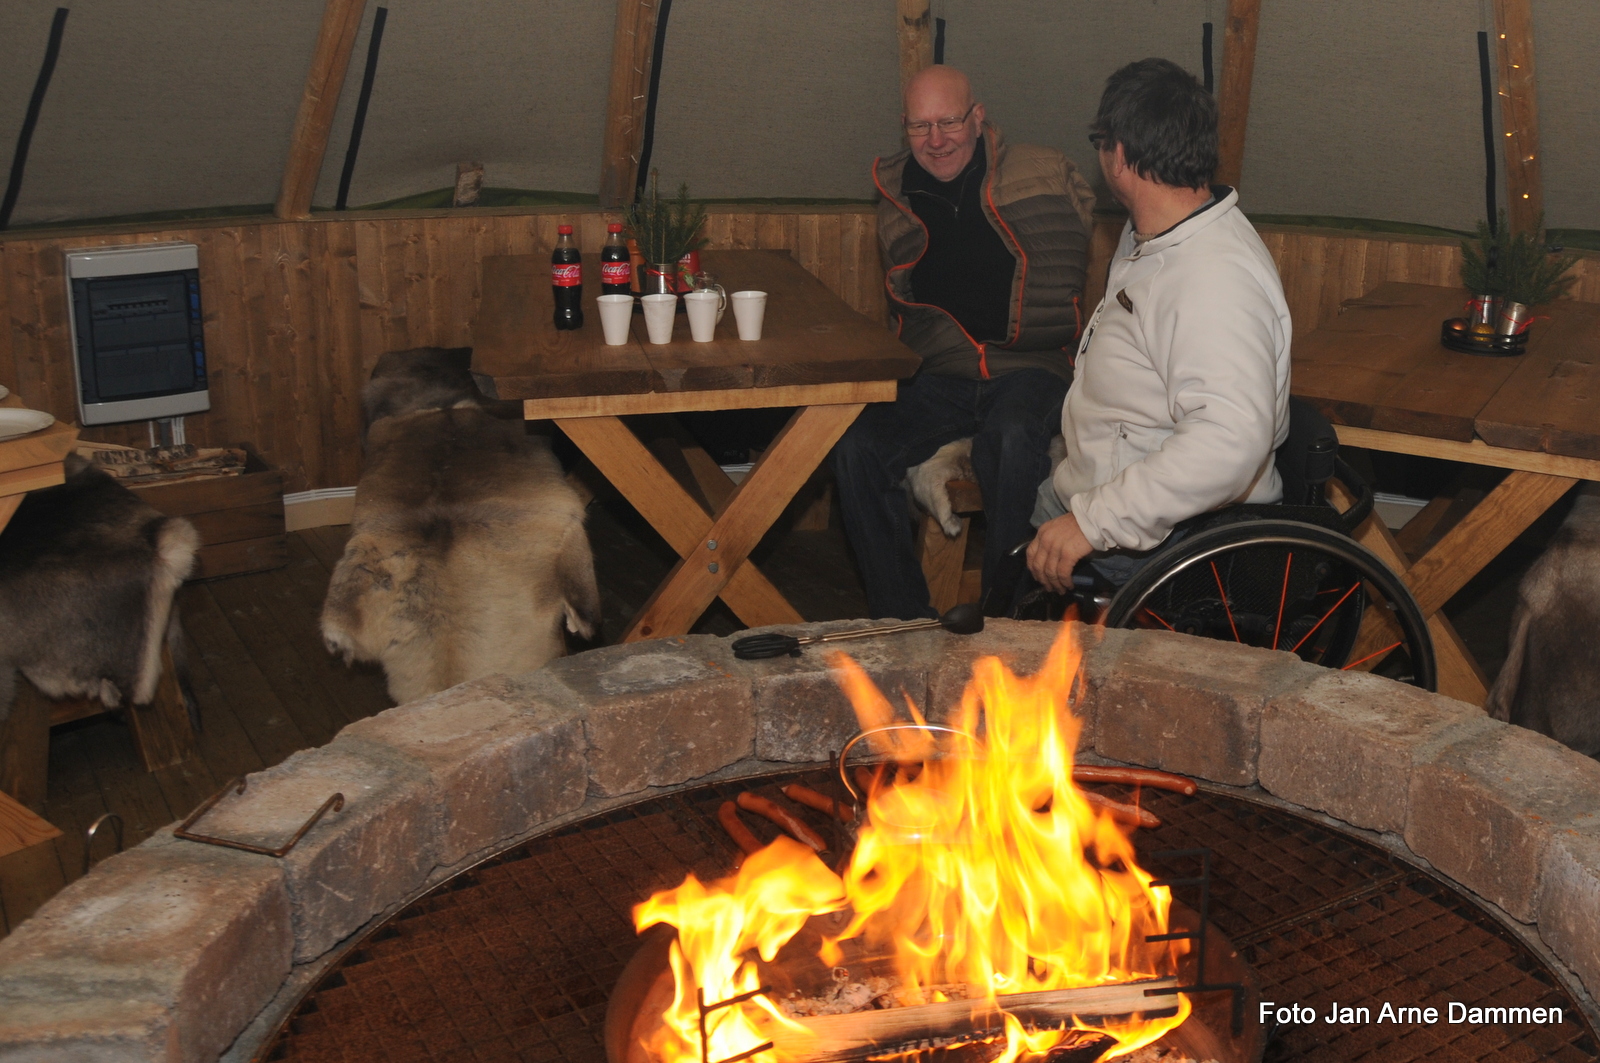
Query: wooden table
0 393 74 849
0 393 77 534
1293 281 1600 703
472 249 920 641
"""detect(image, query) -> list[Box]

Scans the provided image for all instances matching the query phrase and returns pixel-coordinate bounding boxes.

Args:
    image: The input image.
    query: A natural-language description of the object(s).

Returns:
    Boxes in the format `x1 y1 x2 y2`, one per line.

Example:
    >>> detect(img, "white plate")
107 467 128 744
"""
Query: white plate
0 407 55 442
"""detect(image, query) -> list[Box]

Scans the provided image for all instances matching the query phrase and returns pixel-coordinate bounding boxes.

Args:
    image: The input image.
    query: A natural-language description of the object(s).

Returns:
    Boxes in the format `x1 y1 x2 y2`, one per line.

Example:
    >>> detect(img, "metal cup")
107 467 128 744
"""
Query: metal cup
1496 300 1532 337
1467 294 1500 327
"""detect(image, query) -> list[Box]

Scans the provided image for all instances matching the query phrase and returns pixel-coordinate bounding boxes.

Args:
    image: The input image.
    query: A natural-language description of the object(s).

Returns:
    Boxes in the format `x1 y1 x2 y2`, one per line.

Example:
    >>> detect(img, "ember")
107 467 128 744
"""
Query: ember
630 627 1192 1063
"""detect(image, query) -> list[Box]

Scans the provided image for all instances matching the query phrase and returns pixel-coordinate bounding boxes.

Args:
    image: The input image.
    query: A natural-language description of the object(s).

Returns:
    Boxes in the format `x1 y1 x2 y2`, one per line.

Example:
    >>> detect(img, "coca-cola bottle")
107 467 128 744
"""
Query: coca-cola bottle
551 224 583 330
601 223 632 297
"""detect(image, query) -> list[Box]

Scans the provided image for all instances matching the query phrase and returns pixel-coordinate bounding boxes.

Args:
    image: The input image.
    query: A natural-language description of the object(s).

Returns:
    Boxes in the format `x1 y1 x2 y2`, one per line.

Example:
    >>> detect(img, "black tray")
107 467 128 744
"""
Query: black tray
1440 317 1528 356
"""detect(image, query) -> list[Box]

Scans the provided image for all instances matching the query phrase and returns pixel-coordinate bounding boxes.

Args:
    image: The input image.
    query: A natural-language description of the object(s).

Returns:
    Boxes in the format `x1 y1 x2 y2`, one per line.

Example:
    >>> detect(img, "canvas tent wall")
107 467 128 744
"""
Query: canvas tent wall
2 0 1597 236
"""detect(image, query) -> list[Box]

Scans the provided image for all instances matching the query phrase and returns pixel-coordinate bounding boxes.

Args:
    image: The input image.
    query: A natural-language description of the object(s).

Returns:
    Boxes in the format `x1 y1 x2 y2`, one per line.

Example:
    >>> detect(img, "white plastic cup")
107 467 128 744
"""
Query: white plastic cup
684 291 720 342
597 294 635 345
641 293 677 344
731 290 767 341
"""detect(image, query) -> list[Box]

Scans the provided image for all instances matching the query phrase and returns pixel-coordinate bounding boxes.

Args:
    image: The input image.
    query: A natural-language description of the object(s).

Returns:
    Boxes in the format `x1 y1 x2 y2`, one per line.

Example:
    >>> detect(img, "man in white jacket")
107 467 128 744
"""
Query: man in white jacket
1027 58 1292 593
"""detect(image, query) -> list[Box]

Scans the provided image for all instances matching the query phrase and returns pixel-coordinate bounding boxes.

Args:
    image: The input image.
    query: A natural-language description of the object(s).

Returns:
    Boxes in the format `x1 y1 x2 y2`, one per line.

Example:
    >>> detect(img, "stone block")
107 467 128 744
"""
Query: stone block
339 673 588 865
926 620 1114 753
0 831 290 1063
1406 724 1600 922
727 620 941 763
192 741 442 961
1092 630 1312 785
545 636 753 796
1538 829 1600 1000
1259 669 1490 833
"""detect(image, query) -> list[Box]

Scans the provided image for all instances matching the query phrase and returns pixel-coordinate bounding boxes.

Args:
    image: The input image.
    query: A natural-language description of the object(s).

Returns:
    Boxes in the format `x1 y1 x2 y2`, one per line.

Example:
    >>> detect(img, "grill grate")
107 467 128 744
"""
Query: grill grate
260 775 1598 1063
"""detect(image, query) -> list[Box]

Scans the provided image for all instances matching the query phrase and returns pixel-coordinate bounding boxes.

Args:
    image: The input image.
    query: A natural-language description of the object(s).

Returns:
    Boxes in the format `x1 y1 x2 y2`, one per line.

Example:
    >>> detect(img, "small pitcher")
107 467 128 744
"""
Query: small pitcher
692 270 727 323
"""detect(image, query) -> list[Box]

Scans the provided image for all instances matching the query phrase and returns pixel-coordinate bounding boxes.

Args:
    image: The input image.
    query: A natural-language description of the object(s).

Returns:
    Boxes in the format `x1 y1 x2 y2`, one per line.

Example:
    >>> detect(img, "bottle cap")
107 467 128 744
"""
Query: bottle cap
608 223 623 233
558 224 574 234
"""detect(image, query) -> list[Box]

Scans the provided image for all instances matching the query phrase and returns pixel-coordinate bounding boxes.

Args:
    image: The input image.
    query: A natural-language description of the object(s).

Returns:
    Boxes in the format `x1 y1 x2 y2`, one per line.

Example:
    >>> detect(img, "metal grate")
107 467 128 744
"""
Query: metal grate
259 774 1599 1063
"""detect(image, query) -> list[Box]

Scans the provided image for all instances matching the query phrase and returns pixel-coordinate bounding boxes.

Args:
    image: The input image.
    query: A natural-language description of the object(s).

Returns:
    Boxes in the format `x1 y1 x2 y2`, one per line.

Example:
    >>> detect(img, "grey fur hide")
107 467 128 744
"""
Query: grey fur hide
1487 483 1600 758
322 347 602 705
0 455 199 723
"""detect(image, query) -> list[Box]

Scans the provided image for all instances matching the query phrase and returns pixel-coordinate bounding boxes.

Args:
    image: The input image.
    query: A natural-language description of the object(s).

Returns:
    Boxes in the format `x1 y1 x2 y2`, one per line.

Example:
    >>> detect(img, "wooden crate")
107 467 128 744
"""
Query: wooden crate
129 444 287 579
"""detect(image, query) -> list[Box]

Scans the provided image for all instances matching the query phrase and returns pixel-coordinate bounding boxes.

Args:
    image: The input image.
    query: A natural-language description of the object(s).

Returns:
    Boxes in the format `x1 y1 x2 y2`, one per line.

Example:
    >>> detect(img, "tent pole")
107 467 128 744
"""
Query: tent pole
1492 0 1544 233
599 0 662 209
275 0 368 220
897 0 933 94
1214 0 1261 190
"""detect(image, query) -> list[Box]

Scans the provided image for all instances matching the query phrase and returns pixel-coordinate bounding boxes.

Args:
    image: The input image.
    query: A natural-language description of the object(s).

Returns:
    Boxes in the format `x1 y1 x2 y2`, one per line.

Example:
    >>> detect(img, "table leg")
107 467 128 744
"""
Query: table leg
0 494 22 535
621 403 866 641
556 415 805 634
1401 470 1577 617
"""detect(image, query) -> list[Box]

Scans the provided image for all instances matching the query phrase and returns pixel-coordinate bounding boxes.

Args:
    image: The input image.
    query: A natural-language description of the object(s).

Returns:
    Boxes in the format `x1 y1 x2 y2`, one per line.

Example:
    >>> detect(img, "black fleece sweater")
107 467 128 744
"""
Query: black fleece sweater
902 138 1017 346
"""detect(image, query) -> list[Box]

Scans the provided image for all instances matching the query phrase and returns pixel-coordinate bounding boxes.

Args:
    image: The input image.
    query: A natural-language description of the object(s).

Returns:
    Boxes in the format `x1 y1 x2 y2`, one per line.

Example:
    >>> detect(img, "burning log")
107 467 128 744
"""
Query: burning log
767 979 1180 1063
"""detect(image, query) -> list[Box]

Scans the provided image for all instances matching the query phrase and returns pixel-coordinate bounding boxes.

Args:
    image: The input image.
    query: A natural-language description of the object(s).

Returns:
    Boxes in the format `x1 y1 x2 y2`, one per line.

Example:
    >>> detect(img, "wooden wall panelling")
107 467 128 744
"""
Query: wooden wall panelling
1493 0 1543 233
315 220 366 489
12 211 1590 494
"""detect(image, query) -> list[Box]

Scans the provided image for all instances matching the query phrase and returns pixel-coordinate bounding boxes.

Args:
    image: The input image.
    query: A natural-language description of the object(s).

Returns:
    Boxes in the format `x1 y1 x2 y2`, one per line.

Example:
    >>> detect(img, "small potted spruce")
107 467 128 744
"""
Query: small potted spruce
1456 212 1578 350
624 170 708 298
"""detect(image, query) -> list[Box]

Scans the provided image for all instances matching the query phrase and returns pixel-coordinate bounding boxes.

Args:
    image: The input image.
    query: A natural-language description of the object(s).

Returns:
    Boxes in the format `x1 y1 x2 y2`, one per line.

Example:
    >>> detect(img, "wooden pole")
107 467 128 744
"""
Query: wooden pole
599 0 661 208
1493 0 1544 233
1214 0 1262 189
896 0 933 94
275 0 368 220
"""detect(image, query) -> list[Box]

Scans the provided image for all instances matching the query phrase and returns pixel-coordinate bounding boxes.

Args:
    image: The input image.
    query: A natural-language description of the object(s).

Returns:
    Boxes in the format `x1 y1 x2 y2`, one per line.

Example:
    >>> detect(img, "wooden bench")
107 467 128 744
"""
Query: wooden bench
918 478 985 613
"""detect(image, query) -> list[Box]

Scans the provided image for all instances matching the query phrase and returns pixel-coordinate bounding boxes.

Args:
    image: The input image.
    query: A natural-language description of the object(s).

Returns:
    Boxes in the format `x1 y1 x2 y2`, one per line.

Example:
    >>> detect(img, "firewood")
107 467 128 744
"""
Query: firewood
767 978 1180 1063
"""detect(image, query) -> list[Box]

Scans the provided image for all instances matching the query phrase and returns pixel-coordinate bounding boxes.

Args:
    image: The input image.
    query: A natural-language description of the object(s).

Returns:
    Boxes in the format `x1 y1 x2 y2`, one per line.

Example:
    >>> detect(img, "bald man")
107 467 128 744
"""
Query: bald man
832 66 1095 620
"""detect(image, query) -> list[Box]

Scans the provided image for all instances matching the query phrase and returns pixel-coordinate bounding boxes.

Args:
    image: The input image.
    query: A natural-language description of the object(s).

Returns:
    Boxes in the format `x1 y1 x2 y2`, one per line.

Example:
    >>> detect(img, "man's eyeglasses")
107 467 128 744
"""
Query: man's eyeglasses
904 102 977 138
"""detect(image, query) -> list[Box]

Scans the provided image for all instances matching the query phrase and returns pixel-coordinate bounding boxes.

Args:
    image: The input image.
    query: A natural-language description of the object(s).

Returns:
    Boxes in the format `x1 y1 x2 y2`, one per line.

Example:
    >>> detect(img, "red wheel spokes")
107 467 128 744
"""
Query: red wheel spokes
1210 560 1241 642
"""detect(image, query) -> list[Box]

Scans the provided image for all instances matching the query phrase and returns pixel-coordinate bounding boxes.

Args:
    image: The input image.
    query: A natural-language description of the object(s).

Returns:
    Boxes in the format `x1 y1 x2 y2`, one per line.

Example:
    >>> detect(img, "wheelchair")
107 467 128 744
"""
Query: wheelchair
1019 399 1437 691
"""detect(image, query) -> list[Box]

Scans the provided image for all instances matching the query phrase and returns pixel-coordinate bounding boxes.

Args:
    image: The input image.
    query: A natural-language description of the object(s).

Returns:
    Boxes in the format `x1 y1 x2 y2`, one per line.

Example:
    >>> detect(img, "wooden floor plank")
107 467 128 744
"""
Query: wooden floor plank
253 534 392 727
300 523 352 570
205 574 349 748
180 585 311 769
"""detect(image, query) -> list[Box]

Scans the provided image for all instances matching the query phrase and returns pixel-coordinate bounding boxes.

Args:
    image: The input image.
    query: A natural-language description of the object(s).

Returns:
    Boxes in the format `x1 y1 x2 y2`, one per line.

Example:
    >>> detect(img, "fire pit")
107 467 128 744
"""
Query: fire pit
3 620 1599 1063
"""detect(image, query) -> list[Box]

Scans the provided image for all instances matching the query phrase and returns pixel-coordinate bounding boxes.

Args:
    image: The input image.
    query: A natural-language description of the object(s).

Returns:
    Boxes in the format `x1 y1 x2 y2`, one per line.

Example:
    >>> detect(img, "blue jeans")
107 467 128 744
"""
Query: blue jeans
832 369 1070 620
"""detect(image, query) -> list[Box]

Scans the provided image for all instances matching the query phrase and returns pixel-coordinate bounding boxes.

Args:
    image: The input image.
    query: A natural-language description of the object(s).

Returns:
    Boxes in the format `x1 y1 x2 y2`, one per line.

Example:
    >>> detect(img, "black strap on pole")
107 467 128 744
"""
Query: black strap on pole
1476 30 1498 233
1202 22 1215 93
335 6 388 211
634 0 675 201
933 18 947 64
0 7 69 231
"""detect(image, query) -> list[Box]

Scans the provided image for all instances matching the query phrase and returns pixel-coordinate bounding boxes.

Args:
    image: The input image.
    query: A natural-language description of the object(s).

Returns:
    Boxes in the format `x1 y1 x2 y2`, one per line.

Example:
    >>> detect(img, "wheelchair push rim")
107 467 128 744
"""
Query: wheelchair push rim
1104 520 1437 691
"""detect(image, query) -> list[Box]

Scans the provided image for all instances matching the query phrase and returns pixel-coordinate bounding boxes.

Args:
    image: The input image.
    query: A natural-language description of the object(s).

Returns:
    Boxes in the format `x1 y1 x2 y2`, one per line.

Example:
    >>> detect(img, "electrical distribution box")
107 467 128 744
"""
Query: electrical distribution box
64 241 210 426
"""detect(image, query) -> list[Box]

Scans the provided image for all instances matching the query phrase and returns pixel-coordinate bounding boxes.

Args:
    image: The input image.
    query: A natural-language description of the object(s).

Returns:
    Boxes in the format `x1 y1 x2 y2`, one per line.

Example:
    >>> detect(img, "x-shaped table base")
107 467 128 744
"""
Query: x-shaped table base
1333 426 1599 704
529 383 885 641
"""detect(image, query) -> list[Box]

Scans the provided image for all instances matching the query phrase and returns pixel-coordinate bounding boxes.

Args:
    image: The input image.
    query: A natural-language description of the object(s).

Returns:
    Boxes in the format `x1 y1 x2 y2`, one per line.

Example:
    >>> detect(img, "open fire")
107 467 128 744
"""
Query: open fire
628 628 1197 1063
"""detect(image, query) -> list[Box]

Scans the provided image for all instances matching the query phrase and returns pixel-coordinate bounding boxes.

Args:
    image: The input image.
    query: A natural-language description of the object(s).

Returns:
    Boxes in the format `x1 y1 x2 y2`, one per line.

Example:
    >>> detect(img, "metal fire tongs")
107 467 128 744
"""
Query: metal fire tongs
731 603 984 660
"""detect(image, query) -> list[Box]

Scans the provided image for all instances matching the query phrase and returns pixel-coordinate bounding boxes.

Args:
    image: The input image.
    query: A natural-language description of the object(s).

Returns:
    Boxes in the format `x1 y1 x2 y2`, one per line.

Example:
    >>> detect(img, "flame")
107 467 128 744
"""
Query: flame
632 626 1190 1063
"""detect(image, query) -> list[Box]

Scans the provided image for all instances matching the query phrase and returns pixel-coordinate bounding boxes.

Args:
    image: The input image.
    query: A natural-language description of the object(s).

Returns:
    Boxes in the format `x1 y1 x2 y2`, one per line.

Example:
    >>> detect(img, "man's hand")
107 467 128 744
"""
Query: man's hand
1026 513 1094 594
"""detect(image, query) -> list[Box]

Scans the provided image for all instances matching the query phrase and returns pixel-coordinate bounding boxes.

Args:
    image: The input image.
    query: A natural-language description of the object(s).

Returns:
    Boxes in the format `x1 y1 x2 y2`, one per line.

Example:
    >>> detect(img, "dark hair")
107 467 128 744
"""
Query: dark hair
1090 58 1217 190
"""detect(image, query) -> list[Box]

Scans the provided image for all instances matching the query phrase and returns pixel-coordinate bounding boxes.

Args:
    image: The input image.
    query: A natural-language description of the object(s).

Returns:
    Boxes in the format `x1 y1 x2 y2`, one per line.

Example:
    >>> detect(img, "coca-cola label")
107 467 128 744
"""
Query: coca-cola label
601 261 631 285
552 263 582 287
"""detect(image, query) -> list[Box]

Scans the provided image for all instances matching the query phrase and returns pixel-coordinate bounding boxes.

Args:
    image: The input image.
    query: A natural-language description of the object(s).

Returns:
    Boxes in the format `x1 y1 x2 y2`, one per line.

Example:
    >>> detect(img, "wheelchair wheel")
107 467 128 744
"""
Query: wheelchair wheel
1103 520 1437 691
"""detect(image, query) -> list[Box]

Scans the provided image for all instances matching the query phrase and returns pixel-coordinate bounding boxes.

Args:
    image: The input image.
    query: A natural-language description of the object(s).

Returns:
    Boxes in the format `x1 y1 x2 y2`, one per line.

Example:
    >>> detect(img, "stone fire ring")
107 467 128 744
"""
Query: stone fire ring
3 621 1599 1062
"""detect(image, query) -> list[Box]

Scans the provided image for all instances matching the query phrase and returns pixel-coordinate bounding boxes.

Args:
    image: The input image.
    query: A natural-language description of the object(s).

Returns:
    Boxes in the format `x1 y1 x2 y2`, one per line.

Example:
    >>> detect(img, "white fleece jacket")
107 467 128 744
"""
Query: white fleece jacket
1050 187 1291 552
